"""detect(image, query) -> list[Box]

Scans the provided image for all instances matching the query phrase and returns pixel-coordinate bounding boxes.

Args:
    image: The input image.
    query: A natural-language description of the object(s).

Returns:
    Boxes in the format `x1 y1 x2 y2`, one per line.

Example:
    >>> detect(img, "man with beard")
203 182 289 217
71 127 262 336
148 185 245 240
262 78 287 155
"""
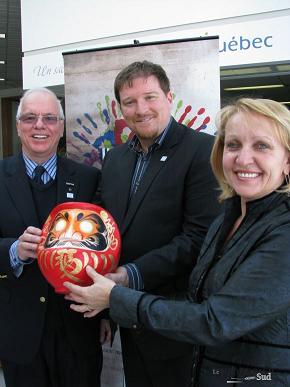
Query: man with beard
68 61 221 387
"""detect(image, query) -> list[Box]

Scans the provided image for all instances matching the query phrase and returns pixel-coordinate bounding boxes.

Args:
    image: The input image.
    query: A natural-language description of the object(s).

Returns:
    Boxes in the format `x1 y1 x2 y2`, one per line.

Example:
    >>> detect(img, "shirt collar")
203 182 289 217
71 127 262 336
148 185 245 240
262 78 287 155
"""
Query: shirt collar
22 153 57 180
129 116 172 154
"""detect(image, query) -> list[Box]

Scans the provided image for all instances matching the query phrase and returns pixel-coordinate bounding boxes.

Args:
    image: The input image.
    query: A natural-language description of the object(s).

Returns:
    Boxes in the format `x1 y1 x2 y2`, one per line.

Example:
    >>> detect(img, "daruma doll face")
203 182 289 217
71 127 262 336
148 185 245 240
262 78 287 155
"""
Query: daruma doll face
44 208 109 251
37 202 121 293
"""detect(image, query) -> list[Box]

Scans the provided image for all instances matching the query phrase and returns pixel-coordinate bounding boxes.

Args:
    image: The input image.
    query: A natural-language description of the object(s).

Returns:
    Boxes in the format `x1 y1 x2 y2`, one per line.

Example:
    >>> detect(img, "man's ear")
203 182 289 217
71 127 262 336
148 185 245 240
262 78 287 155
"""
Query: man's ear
60 121 65 137
167 90 173 105
119 103 123 116
16 120 21 137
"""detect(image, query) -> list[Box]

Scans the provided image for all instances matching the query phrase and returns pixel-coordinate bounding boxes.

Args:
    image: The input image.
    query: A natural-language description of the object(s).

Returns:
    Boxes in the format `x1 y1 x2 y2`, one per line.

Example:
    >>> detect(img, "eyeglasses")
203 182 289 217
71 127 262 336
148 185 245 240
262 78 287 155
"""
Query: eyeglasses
18 114 62 126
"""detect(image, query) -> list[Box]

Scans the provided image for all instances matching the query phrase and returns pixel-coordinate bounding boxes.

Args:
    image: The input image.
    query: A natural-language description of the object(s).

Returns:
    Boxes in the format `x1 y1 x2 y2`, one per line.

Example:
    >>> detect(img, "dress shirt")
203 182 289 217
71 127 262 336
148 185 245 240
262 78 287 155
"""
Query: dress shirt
23 153 57 183
124 118 172 290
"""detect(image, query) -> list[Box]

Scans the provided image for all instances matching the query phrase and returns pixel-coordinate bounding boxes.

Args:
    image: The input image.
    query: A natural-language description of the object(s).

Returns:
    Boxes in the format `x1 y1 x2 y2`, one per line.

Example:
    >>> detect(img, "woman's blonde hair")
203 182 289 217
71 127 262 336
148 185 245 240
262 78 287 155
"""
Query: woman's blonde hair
210 98 290 201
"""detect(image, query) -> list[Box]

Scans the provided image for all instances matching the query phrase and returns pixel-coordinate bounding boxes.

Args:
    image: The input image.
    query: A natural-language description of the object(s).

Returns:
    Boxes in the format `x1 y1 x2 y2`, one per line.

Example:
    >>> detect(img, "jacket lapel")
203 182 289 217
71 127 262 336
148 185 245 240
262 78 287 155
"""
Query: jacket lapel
121 119 183 234
4 155 39 227
112 147 137 227
56 157 79 204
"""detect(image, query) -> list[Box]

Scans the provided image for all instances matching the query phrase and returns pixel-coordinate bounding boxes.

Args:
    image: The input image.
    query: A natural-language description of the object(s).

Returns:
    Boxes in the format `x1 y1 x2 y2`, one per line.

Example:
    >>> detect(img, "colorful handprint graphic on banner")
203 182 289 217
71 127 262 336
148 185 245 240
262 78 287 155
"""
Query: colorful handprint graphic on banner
64 39 220 168
67 94 211 168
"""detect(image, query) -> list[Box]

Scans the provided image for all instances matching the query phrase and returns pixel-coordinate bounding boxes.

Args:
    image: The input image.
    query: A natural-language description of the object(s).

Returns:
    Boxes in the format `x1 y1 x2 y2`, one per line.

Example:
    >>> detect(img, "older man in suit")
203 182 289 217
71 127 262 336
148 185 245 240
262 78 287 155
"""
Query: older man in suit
0 88 105 387
66 61 222 387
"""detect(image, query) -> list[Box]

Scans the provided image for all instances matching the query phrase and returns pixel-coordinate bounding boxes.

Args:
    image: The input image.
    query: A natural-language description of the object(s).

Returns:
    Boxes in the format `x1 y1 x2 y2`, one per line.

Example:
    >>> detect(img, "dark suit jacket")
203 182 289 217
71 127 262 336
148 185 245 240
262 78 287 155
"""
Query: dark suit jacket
0 154 101 364
101 118 221 359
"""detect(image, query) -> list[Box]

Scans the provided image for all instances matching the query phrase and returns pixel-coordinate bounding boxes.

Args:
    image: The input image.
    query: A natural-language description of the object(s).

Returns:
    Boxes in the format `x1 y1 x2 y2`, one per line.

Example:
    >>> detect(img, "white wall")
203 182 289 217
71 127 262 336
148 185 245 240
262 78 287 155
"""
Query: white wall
21 0 290 51
20 1 290 89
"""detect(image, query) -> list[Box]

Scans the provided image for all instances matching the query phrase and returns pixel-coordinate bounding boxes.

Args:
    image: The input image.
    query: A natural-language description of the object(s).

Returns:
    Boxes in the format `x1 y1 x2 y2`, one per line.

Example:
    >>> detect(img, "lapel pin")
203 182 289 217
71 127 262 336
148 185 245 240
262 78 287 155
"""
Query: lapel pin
160 156 167 162
66 182 75 199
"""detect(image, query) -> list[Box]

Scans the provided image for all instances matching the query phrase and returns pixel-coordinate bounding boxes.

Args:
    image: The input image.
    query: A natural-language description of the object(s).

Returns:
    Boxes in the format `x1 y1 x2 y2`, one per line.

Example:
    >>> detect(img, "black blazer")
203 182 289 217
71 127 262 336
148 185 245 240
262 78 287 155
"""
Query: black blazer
111 193 290 386
0 154 101 364
101 118 221 359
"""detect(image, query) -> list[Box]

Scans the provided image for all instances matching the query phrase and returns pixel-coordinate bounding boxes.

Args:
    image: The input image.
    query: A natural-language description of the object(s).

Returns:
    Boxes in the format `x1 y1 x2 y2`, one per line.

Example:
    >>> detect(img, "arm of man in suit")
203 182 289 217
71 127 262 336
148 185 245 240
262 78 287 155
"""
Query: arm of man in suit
106 134 221 290
130 133 221 291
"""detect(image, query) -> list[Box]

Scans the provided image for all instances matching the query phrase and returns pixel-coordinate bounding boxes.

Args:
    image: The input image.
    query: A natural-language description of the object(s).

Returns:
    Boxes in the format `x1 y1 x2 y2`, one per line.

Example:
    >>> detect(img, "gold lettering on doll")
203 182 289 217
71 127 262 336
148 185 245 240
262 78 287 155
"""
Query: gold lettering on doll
38 250 51 270
91 253 100 269
43 250 50 269
49 250 57 269
100 254 108 270
54 249 84 282
81 251 90 267
108 254 116 271
100 211 118 250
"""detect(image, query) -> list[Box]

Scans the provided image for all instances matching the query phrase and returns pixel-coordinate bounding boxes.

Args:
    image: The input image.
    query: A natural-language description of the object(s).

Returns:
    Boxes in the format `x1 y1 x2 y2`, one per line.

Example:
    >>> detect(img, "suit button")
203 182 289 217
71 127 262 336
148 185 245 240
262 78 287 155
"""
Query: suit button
132 324 137 329
40 296 46 303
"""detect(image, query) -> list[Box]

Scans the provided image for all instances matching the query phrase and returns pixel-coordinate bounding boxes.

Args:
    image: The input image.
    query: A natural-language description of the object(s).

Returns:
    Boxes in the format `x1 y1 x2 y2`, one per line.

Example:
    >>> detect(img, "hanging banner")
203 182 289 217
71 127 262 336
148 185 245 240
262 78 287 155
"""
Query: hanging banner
63 37 220 169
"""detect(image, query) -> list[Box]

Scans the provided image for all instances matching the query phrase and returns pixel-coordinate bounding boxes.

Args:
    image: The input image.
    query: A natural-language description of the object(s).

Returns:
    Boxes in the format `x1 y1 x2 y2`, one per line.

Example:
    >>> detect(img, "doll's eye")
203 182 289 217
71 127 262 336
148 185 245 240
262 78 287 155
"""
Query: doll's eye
54 219 67 232
79 220 94 234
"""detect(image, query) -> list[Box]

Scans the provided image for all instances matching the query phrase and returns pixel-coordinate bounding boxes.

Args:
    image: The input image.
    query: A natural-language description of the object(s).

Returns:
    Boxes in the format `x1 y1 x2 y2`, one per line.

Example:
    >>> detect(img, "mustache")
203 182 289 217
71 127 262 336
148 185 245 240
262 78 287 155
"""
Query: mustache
45 234 108 251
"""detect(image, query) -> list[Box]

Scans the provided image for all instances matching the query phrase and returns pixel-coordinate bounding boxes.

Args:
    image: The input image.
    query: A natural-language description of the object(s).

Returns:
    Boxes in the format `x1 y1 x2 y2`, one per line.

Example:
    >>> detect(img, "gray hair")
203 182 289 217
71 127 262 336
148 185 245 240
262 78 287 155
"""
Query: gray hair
16 87 65 120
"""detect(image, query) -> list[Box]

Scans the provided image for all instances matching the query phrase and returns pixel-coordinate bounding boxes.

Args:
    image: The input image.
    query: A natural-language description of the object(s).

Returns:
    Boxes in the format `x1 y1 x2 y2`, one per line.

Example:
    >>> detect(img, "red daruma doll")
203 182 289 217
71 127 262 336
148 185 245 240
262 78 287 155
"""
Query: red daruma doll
37 202 121 294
